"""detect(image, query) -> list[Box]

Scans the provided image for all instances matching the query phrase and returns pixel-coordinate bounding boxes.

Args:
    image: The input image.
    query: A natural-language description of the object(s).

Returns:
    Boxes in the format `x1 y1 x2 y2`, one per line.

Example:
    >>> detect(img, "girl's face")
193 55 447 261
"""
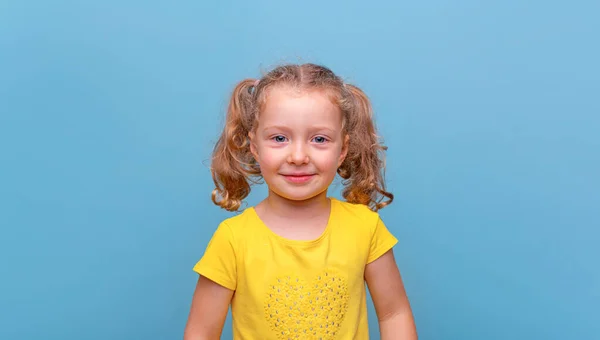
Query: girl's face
250 86 348 204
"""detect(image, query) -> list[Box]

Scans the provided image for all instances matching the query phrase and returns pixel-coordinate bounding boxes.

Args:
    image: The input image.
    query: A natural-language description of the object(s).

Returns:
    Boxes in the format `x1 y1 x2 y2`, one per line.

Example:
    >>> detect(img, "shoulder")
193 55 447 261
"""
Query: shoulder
212 207 260 239
333 198 381 227
221 207 255 227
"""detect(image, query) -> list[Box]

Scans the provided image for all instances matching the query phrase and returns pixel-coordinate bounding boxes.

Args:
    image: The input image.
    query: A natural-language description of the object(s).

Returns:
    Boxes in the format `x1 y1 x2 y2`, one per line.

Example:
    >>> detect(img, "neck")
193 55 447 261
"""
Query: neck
263 190 330 218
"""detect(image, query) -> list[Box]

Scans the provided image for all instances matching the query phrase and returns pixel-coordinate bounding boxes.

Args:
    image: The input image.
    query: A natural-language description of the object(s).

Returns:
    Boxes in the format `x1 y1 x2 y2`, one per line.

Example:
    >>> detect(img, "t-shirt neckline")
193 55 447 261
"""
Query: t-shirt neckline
248 198 338 247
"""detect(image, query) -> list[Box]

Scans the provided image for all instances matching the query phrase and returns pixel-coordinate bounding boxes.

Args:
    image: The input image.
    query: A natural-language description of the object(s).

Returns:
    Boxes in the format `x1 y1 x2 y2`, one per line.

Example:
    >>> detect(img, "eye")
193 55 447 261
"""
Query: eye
312 136 328 144
272 135 288 143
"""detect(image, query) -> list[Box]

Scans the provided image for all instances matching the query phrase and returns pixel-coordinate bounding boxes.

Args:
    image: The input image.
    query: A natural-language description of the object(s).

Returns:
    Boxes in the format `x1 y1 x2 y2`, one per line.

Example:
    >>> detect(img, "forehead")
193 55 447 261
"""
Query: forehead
258 87 342 128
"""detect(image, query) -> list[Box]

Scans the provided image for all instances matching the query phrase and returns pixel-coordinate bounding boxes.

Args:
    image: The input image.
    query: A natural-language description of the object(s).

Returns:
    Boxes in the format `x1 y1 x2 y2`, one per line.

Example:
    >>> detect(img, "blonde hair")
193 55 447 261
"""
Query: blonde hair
211 63 393 212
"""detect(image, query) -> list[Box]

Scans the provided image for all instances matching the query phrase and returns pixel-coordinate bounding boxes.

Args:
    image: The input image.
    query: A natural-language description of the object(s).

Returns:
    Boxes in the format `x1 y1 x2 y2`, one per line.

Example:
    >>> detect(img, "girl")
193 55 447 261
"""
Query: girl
184 63 417 339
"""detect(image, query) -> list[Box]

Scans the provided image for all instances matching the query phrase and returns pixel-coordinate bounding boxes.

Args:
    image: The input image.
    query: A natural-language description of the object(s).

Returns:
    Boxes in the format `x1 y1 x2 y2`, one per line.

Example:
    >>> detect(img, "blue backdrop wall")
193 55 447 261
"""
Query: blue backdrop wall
1 0 598 339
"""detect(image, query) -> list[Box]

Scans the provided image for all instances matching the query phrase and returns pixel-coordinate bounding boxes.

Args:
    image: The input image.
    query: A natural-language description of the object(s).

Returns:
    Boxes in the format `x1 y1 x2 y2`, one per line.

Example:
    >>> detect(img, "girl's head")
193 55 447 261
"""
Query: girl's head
211 63 393 212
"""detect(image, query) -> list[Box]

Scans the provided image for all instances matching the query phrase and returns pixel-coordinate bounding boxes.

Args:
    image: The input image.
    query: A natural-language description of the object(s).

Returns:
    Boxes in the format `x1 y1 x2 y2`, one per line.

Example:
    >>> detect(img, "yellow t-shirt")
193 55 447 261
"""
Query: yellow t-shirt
193 198 398 340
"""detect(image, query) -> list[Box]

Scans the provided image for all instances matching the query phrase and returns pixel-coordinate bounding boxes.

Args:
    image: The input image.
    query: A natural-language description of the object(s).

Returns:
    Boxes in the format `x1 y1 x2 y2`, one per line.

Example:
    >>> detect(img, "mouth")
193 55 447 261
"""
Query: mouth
281 173 315 183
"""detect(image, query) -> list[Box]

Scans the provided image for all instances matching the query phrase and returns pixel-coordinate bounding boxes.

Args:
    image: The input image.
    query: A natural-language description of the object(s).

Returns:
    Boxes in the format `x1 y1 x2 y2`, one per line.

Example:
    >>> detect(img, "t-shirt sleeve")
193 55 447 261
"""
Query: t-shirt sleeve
192 222 237 291
367 216 398 264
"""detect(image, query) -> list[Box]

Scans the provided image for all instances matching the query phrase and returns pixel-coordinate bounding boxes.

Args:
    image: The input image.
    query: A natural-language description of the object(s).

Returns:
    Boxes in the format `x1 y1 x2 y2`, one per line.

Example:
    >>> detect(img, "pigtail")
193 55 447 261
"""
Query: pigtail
211 79 261 211
338 84 393 211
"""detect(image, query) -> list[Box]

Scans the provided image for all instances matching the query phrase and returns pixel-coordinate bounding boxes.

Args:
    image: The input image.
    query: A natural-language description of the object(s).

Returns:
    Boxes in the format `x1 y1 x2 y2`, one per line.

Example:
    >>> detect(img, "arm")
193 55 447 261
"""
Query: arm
365 249 417 340
183 276 234 340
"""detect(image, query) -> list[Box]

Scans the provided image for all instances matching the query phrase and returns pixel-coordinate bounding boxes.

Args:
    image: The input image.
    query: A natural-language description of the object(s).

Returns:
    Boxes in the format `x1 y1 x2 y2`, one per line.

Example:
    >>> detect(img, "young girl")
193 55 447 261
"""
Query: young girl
184 63 417 339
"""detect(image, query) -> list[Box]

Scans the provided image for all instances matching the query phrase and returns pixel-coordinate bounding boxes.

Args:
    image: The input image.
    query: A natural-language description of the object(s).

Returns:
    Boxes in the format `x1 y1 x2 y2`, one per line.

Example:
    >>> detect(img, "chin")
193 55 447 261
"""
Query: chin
272 187 328 203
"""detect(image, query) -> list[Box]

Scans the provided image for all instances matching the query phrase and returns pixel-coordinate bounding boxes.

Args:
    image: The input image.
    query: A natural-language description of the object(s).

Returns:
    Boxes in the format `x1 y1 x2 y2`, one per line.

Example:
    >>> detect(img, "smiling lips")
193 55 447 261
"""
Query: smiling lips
281 173 315 183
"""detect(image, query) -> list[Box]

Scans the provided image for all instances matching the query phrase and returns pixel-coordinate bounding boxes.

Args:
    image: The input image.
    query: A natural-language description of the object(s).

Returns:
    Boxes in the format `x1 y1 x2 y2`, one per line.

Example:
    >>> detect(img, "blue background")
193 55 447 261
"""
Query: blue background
1 0 598 339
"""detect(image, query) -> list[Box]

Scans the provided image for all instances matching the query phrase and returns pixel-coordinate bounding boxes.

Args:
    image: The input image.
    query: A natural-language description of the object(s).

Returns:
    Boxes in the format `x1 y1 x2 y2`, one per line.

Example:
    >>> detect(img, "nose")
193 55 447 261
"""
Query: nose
287 142 309 165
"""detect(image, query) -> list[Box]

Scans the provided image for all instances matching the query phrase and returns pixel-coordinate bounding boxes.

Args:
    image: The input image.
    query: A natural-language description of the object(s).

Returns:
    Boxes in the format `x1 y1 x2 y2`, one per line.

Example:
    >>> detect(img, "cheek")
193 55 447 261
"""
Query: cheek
257 152 281 170
315 151 342 171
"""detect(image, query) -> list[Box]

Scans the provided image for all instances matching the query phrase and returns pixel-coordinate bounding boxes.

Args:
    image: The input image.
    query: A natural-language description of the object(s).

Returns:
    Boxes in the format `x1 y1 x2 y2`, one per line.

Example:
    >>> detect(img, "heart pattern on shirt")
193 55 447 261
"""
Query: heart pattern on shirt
264 270 349 339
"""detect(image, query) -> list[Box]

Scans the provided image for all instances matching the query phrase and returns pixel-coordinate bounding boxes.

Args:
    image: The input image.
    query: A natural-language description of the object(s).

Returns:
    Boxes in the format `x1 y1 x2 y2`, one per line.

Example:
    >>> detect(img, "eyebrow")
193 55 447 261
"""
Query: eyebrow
262 125 290 132
262 125 337 134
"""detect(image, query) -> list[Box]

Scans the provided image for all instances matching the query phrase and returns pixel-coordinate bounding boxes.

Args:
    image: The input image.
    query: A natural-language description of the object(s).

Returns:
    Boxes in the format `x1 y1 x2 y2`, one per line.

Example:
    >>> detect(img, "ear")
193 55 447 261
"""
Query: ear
338 134 350 167
248 131 258 159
